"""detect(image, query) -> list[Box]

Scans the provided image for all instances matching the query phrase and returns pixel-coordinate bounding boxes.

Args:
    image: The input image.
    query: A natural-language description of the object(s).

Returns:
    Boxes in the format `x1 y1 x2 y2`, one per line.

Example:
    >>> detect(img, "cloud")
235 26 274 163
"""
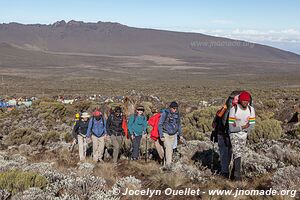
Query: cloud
211 19 234 25
193 28 300 43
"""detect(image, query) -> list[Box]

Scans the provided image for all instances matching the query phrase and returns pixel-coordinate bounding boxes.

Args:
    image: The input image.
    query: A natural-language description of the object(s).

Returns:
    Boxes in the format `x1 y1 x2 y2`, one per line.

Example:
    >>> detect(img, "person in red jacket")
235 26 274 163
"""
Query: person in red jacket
148 108 164 163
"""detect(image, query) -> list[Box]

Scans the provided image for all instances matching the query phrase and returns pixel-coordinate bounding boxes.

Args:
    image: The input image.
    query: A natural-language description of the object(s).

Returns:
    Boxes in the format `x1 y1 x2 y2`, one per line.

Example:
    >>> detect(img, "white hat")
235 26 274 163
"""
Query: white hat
81 112 90 118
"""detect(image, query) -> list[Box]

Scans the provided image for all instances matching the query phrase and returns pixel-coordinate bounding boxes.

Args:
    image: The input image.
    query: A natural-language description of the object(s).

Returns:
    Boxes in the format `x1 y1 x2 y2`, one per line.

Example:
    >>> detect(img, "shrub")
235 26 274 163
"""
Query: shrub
182 124 205 141
183 106 219 134
0 170 48 194
263 99 279 109
249 119 283 143
5 128 42 146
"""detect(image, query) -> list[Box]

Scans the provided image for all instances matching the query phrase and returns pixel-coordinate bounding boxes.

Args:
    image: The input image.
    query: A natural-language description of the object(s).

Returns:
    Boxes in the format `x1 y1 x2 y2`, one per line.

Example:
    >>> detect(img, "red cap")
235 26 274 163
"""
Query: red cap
93 111 101 117
239 91 251 102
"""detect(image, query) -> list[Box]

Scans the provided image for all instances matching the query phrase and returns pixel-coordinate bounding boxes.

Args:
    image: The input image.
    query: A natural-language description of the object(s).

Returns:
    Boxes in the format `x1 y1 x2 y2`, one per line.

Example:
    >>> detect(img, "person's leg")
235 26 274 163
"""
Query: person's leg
218 135 230 176
173 133 178 150
82 137 87 160
98 136 105 162
155 139 165 160
132 135 142 159
233 157 242 180
116 135 122 160
230 132 247 180
78 135 84 161
92 135 99 162
164 134 175 166
111 135 120 163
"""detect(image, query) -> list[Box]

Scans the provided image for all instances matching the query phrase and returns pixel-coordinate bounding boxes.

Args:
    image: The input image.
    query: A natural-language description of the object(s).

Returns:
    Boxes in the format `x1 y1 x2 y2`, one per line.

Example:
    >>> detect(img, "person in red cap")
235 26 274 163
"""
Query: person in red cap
86 109 107 162
228 91 256 181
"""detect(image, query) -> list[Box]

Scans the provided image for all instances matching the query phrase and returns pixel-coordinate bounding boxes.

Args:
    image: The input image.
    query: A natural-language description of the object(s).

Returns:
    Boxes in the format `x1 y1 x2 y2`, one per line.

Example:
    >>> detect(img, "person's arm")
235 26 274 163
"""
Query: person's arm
72 121 80 140
86 118 93 138
245 107 256 133
229 107 242 133
128 115 134 135
158 112 166 138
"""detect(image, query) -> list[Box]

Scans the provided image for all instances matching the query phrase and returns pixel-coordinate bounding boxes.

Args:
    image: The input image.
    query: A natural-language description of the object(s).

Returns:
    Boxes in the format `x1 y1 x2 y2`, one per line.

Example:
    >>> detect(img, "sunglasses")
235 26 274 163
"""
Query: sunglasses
137 109 144 111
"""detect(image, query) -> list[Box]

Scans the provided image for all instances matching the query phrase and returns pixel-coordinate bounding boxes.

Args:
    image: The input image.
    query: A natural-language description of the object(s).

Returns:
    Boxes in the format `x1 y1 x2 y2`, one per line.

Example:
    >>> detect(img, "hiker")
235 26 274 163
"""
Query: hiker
74 113 80 125
128 105 148 160
158 101 182 169
86 110 107 162
212 91 241 178
228 91 255 181
72 112 90 161
148 108 164 163
106 106 125 163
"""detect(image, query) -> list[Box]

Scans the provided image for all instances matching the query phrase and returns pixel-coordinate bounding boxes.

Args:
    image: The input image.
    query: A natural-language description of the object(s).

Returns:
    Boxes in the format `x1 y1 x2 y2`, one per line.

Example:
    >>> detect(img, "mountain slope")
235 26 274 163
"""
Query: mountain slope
0 20 299 62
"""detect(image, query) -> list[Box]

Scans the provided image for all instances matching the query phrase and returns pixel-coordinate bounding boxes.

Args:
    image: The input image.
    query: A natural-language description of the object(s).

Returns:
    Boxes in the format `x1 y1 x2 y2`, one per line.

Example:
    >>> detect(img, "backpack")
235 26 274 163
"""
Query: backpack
161 109 181 135
211 91 253 143
91 115 105 132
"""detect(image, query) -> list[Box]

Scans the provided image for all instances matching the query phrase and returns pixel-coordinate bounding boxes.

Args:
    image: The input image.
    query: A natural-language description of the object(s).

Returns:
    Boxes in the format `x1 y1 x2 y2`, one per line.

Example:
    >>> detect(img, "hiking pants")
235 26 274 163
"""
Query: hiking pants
218 135 232 174
78 134 87 161
154 139 165 160
173 133 178 149
111 135 123 163
132 135 142 159
92 135 105 162
163 133 176 166
229 131 247 179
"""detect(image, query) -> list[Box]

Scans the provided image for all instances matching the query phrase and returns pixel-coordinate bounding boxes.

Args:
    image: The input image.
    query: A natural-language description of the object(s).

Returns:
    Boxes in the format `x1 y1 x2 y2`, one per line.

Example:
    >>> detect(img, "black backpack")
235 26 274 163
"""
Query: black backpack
211 91 253 143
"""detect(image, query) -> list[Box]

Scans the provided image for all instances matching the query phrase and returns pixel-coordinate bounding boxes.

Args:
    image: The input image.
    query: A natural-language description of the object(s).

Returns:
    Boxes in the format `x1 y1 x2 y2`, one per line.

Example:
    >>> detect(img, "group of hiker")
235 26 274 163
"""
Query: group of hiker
72 90 256 180
72 101 183 170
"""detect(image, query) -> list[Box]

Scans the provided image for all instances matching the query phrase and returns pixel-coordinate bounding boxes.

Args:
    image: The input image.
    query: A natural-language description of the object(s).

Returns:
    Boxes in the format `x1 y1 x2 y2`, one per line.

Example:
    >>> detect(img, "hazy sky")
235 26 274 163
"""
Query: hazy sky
1 0 300 54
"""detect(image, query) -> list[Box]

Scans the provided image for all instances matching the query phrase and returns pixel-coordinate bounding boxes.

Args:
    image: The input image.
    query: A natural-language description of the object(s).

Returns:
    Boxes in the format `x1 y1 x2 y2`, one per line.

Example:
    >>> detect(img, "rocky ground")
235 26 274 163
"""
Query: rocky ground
0 91 299 200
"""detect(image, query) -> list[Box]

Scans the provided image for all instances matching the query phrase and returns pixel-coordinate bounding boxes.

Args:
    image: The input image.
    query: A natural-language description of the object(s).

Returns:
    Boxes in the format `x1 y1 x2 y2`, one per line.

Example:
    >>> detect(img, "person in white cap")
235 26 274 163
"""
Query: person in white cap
72 112 90 161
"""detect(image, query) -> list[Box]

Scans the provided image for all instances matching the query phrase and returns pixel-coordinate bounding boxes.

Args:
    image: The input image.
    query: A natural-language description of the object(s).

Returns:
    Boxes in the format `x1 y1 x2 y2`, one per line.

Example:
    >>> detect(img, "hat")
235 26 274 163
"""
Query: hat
239 91 251 102
93 110 101 117
136 105 145 111
169 101 179 108
81 112 90 118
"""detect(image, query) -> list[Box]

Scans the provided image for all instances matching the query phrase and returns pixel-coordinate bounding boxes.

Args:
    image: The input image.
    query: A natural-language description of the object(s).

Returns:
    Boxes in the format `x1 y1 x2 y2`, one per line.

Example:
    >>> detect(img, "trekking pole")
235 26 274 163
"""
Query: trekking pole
145 130 148 162
210 131 215 172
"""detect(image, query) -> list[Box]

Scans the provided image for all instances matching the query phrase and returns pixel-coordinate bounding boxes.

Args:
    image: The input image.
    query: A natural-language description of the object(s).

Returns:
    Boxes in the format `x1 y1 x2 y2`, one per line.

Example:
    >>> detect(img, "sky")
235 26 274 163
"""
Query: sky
1 0 300 54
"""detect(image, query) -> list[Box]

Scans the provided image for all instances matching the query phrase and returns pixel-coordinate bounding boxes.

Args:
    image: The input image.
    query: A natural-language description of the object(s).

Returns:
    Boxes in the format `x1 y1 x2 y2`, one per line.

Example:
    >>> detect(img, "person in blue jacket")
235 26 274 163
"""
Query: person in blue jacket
158 101 182 169
128 105 148 160
86 110 107 162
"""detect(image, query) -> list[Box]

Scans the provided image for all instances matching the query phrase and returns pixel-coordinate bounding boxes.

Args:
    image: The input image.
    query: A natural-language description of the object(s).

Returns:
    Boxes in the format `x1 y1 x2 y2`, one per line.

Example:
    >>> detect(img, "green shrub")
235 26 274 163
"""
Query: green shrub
183 106 219 134
182 124 205 141
263 99 279 109
249 119 283 143
5 128 42 146
0 170 48 194
44 131 60 143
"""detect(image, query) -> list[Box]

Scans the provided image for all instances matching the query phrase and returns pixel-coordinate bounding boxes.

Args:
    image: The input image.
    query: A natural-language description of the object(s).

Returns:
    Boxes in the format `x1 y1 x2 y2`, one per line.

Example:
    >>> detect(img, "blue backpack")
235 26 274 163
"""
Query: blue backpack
161 109 181 135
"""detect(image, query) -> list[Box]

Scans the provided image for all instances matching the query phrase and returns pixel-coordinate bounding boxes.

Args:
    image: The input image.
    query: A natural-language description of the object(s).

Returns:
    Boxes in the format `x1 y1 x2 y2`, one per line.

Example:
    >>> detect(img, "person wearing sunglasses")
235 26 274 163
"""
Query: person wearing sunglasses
128 105 148 160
